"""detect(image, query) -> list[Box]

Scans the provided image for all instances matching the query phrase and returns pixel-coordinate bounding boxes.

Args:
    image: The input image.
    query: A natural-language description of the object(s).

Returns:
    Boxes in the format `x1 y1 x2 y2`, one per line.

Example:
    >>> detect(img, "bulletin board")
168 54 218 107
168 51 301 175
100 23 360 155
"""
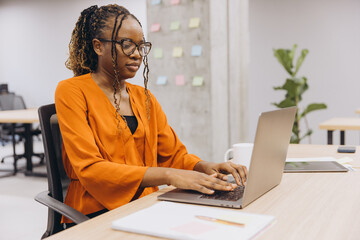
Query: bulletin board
146 0 212 161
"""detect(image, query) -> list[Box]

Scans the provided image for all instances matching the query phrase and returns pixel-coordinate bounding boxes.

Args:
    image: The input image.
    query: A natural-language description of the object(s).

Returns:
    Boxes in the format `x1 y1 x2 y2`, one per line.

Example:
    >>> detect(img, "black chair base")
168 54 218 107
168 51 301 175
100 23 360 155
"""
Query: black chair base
0 153 45 176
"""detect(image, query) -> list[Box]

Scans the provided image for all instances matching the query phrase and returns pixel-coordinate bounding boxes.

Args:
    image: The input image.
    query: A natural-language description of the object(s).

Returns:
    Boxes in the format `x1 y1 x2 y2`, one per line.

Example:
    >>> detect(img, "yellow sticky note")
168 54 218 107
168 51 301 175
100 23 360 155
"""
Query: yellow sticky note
172 47 183 57
170 21 181 31
189 17 200 28
175 74 185 86
150 23 161 32
192 76 204 86
153 48 163 59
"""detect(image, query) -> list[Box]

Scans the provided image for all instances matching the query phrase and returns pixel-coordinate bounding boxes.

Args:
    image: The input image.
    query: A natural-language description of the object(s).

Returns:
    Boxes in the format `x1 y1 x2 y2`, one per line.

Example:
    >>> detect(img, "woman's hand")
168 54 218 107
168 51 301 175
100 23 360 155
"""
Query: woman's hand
165 168 237 194
193 161 247 186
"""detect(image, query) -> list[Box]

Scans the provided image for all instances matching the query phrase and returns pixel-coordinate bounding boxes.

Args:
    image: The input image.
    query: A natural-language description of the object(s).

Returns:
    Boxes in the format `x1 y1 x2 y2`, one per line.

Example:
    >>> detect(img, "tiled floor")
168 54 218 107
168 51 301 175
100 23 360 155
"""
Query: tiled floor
0 140 48 240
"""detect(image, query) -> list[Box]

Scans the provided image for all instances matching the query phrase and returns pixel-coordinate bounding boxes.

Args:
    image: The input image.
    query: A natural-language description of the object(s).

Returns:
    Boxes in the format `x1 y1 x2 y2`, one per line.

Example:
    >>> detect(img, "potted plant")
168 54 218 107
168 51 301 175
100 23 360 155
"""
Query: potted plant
272 44 327 144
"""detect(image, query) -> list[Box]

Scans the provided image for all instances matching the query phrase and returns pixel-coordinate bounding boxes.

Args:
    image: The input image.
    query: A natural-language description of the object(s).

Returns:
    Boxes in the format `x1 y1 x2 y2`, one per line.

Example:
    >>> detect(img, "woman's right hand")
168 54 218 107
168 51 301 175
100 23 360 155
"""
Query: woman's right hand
165 168 237 194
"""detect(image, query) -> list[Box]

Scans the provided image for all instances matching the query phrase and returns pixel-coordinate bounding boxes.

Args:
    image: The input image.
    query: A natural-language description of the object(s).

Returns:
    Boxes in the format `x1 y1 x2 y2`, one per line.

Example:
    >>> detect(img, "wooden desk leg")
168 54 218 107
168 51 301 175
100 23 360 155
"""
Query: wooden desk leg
340 130 345 145
327 130 333 145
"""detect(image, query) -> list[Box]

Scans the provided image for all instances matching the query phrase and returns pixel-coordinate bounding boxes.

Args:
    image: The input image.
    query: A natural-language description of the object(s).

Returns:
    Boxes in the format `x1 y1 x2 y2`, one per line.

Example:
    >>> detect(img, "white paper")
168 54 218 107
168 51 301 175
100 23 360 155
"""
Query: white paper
112 201 275 240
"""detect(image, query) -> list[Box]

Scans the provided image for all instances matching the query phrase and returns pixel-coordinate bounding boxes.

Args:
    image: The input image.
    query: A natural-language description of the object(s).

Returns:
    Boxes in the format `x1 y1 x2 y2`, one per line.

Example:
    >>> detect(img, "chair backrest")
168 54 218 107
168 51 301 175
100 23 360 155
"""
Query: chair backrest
0 84 9 94
0 93 26 110
13 95 26 110
0 92 16 110
38 103 69 237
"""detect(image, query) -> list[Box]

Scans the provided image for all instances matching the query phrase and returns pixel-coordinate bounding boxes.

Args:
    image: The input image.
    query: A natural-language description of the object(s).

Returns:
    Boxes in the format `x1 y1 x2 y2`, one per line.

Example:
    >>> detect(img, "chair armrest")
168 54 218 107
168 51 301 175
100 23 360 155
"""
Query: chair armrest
35 191 89 224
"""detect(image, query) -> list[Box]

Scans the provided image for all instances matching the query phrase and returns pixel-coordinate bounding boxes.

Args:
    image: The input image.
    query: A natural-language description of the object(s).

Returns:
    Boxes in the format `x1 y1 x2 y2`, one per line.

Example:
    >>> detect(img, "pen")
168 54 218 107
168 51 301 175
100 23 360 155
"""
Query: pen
195 215 245 228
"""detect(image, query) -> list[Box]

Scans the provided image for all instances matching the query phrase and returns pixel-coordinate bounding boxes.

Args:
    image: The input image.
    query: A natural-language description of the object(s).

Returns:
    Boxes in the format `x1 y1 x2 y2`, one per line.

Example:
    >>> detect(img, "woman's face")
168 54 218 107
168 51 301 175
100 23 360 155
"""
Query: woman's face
99 16 144 81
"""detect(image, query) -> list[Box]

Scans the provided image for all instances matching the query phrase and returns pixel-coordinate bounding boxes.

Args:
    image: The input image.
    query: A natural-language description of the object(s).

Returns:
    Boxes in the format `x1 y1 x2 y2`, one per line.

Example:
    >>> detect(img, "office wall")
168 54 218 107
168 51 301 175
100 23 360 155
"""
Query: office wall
2 0 360 146
249 0 360 145
145 0 249 161
0 0 146 107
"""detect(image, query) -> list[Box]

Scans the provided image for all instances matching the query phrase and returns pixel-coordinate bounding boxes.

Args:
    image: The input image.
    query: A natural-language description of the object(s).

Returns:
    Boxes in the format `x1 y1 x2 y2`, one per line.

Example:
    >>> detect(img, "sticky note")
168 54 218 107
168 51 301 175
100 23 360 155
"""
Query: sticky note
189 17 200 28
192 76 204 86
170 21 181 31
175 75 185 86
156 76 167 85
150 23 161 32
170 0 181 5
172 47 183 57
151 0 161 5
153 48 163 59
191 45 202 56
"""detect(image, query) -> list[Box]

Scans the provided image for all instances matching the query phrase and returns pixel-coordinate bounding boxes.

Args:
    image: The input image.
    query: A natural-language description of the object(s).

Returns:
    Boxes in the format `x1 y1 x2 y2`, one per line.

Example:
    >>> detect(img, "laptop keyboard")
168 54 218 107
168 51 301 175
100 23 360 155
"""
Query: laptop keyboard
200 184 245 202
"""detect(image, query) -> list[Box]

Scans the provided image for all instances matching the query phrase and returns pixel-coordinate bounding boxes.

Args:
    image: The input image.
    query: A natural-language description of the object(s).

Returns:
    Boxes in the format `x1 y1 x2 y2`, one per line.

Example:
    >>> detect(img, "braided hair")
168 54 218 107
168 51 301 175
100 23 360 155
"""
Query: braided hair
66 4 151 129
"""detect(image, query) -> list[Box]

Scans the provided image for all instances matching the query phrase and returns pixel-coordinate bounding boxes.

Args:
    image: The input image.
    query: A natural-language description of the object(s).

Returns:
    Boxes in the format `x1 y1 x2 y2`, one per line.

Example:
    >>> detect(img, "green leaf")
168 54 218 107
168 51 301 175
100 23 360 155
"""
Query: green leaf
289 44 297 66
294 49 309 76
300 103 327 118
290 134 300 144
272 98 296 108
273 48 294 76
296 77 308 97
274 78 300 98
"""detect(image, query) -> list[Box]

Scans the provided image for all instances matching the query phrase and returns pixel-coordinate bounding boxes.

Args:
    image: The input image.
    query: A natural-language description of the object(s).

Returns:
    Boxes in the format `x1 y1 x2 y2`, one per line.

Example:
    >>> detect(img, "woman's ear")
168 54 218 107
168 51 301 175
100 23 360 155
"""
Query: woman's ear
92 39 103 56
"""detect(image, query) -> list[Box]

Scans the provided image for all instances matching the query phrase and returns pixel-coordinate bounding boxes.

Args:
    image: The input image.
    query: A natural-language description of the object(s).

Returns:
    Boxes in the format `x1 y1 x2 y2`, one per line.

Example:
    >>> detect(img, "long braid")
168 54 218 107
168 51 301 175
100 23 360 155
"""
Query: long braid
111 14 128 133
143 54 151 120
129 14 152 120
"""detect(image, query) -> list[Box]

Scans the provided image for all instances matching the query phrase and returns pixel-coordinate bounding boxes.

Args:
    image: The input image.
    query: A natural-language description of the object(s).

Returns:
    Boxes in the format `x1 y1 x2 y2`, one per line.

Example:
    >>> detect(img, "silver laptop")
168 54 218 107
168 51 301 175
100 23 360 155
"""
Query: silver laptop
158 107 297 209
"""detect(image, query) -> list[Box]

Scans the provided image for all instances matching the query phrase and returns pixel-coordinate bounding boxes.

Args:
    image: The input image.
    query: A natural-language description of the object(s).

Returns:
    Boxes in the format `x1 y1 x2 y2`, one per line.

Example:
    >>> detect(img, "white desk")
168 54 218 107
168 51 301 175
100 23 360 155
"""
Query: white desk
319 117 360 145
0 108 43 176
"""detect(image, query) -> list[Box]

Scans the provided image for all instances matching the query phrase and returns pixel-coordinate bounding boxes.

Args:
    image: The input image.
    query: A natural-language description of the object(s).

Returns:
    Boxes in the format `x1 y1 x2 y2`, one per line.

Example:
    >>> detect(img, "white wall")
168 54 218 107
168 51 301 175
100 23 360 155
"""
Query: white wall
249 0 360 145
1 0 360 146
0 0 146 108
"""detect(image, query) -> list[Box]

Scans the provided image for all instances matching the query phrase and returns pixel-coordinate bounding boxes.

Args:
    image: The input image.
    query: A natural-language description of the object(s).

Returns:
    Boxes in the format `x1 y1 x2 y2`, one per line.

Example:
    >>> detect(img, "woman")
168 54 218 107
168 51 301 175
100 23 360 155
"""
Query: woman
55 4 247 225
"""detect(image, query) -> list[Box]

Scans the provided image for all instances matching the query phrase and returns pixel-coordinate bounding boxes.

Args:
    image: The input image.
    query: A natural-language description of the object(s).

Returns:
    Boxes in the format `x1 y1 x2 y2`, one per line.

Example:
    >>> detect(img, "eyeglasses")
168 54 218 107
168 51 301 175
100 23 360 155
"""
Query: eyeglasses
97 38 152 57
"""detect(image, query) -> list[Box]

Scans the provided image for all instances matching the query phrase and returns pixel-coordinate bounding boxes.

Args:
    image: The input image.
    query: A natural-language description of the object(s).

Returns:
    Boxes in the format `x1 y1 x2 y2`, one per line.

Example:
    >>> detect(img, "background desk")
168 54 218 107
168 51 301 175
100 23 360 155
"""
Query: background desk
46 144 360 240
0 108 43 176
319 117 360 145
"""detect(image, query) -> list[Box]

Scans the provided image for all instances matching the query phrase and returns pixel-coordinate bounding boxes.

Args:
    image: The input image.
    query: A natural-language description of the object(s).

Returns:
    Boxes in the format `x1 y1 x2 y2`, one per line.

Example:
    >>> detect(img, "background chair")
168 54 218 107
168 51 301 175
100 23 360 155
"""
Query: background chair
35 103 89 238
0 93 43 174
0 83 8 94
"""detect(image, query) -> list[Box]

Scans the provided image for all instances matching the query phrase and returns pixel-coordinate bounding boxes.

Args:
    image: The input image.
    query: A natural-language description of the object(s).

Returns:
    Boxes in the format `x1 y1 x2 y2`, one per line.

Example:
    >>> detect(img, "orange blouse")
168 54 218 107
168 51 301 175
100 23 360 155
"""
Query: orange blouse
55 73 202 223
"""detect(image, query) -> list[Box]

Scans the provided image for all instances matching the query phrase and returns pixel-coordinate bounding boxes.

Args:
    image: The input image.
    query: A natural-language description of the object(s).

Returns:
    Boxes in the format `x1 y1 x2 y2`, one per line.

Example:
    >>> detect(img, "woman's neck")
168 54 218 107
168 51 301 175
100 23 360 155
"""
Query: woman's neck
91 71 126 92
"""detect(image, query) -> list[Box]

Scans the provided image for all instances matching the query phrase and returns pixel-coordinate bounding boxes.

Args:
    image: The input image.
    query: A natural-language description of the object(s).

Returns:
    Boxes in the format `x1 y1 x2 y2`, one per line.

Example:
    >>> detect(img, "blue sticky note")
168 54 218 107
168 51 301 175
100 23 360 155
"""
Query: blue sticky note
151 0 161 5
156 76 167 85
191 45 202 57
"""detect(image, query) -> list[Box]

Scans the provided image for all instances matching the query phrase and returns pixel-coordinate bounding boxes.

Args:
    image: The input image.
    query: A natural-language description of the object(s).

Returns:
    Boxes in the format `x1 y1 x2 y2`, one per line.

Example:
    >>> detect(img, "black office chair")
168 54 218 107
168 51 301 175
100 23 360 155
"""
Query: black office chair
0 93 44 173
0 83 8 94
35 103 89 238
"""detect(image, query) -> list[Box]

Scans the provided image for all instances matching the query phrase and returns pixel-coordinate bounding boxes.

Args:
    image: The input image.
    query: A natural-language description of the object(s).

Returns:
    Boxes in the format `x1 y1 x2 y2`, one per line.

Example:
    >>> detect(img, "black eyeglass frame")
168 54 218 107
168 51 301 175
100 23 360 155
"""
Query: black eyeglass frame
97 38 152 57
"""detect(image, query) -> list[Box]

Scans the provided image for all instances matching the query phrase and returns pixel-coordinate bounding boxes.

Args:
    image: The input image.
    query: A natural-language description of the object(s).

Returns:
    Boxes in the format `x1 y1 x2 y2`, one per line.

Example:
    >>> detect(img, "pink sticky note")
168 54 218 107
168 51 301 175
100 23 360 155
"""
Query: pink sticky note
175 75 185 86
170 0 181 5
150 23 161 32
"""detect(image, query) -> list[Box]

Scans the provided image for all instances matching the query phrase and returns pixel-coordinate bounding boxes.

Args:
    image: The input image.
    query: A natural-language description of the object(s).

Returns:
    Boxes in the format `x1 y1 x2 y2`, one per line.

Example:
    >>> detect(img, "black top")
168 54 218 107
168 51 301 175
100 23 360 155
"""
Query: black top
124 115 138 134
